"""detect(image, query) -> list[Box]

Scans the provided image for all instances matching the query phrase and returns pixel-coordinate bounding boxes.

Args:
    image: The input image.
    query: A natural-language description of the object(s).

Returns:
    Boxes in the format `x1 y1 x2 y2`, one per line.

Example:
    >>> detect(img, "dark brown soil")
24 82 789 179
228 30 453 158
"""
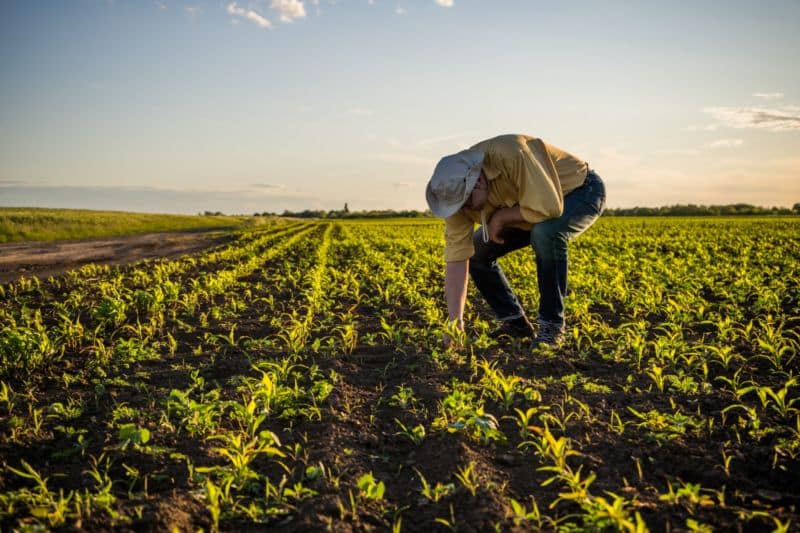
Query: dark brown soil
0 229 235 284
1 222 798 532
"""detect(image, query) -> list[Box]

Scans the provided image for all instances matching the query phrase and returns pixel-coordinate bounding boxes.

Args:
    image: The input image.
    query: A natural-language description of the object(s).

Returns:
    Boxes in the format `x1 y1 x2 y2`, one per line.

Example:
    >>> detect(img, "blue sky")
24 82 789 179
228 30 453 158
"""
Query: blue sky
1 0 799 214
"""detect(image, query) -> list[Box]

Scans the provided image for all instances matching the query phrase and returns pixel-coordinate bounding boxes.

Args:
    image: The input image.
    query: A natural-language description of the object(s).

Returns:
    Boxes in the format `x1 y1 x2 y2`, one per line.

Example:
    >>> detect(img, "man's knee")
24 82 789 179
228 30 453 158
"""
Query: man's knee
470 233 493 265
469 253 492 275
532 221 568 258
532 221 562 246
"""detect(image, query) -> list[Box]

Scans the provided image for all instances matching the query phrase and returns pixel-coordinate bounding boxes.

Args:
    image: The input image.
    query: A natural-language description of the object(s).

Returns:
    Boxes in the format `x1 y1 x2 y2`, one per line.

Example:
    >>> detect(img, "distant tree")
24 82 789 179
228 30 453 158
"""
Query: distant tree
605 204 795 216
344 202 349 213
278 208 432 219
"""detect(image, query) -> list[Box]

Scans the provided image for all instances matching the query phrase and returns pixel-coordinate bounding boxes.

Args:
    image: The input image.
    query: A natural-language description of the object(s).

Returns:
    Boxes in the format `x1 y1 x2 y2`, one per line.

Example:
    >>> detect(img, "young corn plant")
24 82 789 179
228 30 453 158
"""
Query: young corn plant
200 431 286 491
434 384 505 444
738 377 800 420
534 427 645 531
356 472 385 501
454 461 480 497
658 480 716 513
507 496 547 529
336 322 359 355
512 405 548 442
394 419 426 445
416 469 455 503
5 460 74 528
478 360 540 410
388 385 418 410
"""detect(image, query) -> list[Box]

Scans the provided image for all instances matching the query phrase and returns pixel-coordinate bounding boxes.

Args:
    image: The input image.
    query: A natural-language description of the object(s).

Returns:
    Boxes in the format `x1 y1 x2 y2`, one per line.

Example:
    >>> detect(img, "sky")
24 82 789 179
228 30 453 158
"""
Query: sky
1 0 799 215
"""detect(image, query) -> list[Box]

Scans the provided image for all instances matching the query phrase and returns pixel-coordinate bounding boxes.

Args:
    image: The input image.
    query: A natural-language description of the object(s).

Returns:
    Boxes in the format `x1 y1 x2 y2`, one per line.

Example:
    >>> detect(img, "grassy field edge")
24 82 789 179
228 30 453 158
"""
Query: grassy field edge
0 207 265 243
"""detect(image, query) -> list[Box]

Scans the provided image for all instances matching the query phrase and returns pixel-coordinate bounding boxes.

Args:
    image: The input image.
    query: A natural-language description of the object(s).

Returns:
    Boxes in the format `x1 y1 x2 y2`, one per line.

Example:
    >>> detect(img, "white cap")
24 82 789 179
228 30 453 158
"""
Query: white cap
425 149 485 218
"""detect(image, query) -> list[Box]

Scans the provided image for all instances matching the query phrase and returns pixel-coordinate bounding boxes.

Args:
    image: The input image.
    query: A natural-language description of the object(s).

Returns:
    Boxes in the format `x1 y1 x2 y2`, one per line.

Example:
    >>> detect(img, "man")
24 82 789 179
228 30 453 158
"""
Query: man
425 134 606 347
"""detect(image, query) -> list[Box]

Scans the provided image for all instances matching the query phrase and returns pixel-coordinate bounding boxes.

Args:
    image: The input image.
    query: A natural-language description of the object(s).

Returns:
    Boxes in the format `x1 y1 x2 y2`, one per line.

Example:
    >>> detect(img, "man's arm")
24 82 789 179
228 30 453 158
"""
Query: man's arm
487 205 524 244
444 259 469 330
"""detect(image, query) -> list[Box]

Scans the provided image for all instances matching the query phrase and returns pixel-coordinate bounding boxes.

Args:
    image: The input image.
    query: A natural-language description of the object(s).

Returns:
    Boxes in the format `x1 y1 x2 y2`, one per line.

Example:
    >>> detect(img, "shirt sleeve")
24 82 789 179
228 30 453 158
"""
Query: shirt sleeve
443 211 474 262
507 139 564 224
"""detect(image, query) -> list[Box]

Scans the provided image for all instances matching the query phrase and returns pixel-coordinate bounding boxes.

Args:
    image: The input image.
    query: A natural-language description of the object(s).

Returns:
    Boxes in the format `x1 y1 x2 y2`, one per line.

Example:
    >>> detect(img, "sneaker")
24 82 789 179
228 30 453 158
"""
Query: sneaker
489 316 535 339
533 321 565 347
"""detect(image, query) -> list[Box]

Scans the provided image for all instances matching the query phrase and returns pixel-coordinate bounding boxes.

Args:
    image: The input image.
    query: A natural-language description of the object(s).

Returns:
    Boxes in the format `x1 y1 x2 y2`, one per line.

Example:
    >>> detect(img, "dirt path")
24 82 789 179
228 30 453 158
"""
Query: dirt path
0 229 235 284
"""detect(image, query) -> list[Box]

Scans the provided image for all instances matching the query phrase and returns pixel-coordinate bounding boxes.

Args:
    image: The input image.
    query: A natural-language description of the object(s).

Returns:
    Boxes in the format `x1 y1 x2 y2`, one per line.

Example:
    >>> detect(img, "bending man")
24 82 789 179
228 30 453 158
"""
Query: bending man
425 134 606 347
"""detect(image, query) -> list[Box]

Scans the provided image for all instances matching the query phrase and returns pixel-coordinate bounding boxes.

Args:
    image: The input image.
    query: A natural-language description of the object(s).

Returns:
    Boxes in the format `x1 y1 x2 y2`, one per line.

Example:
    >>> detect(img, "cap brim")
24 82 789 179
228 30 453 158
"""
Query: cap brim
425 150 484 218
426 180 463 218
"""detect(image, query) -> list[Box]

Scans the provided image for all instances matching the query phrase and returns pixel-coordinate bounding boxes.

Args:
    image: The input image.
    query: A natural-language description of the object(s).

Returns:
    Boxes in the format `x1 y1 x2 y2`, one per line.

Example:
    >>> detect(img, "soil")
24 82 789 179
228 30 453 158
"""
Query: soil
1 224 798 531
0 229 235 284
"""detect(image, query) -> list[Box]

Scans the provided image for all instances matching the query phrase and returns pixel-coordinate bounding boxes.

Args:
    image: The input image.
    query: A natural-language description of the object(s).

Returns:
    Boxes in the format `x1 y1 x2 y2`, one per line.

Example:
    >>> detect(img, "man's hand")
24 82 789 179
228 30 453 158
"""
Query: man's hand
487 206 524 244
442 332 463 350
488 212 506 244
442 317 465 350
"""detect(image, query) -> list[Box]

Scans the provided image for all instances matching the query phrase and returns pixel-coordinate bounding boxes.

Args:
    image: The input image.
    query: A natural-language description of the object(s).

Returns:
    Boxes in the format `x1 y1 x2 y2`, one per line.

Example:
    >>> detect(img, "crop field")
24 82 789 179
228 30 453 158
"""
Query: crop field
0 217 798 531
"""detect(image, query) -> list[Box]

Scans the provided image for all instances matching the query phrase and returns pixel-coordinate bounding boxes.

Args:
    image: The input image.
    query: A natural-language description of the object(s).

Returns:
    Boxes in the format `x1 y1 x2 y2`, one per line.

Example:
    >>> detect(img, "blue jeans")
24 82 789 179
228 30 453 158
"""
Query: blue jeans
469 171 606 327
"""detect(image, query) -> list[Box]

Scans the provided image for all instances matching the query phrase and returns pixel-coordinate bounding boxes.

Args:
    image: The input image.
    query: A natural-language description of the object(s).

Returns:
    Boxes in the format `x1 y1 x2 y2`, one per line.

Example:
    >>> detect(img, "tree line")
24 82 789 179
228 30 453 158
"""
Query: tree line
603 203 800 216
252 203 800 219
255 209 433 219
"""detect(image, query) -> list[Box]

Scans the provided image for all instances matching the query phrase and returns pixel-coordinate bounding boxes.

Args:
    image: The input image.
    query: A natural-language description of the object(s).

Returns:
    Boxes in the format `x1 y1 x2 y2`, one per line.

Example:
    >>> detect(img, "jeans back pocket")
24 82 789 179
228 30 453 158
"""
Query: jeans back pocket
583 174 606 215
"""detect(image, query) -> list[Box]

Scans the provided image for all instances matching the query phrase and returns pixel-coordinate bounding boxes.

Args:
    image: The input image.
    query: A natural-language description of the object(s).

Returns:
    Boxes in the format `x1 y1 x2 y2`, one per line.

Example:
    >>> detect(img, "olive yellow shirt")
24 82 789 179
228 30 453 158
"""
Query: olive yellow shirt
444 134 588 262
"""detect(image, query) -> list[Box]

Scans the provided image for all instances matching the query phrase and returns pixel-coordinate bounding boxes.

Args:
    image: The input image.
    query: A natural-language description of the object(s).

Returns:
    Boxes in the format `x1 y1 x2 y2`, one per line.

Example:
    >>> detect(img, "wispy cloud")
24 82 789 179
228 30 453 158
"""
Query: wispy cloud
227 2 272 28
685 123 719 132
395 7 406 15
247 183 288 191
185 5 201 17
155 1 167 10
271 0 306 22
435 0 454 6
0 177 50 186
703 106 800 131
753 92 784 100
707 138 743 149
